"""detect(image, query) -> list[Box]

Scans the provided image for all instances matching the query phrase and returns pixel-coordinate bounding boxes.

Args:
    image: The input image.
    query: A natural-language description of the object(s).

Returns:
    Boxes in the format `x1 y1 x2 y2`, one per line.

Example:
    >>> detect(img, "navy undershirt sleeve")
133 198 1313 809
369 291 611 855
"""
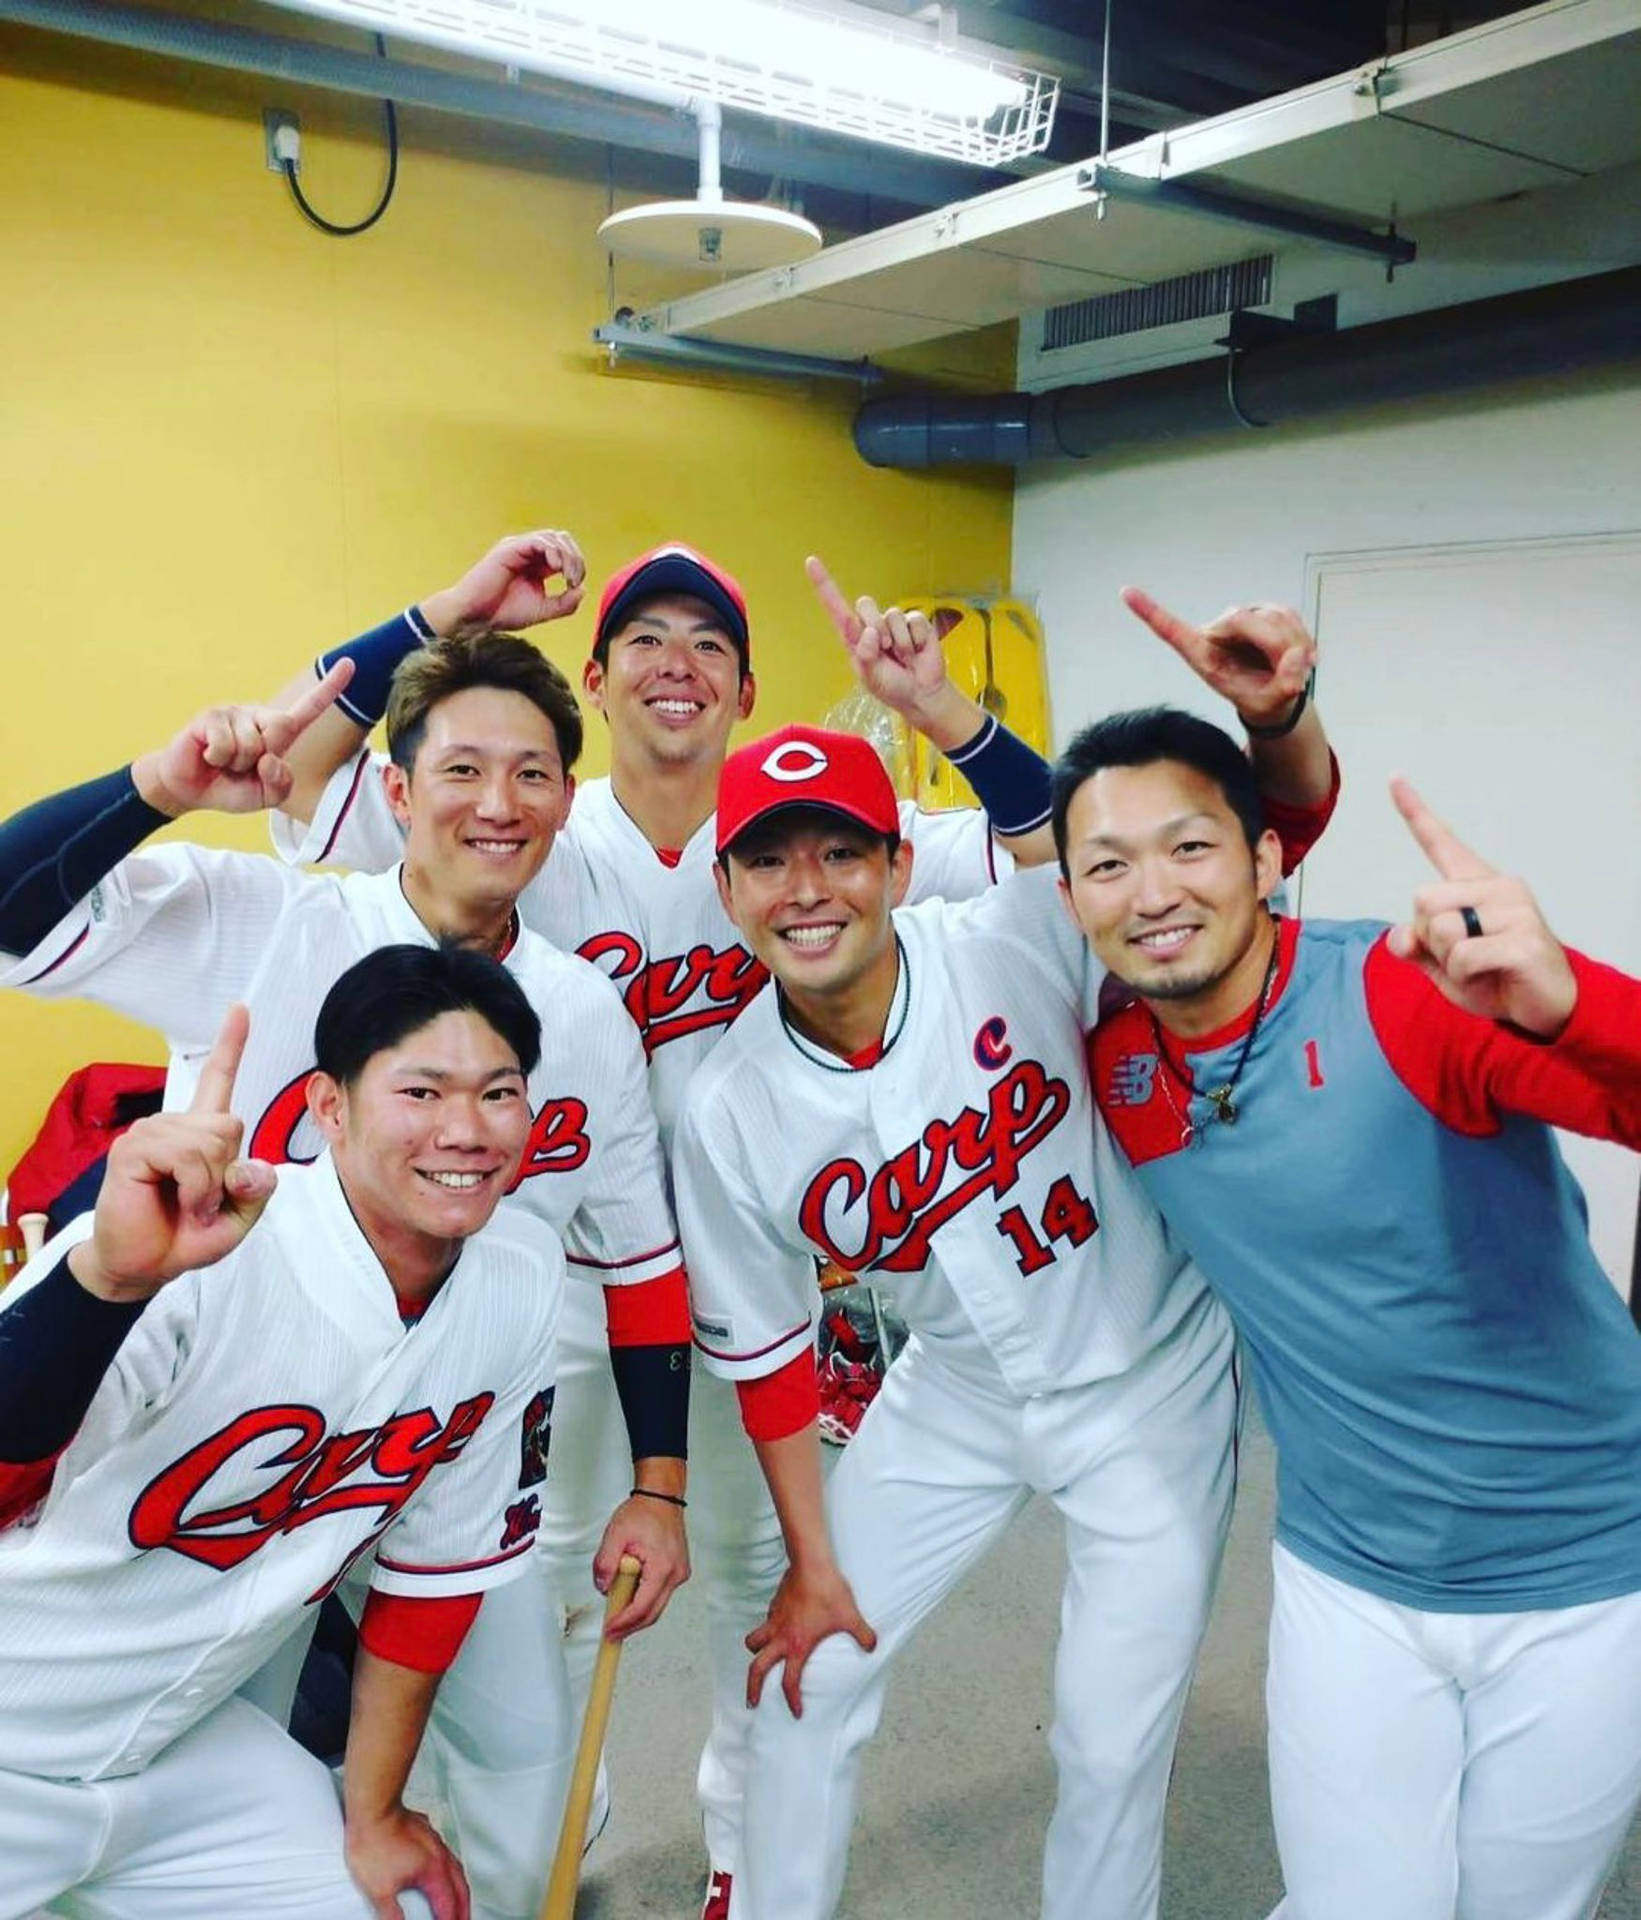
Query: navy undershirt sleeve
0 766 168 956
0 1254 145 1462
609 1343 691 1461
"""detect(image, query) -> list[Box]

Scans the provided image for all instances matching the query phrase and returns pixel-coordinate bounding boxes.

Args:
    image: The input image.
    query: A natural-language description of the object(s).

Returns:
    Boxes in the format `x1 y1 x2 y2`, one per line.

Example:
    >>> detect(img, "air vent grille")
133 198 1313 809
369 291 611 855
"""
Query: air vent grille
1043 255 1275 350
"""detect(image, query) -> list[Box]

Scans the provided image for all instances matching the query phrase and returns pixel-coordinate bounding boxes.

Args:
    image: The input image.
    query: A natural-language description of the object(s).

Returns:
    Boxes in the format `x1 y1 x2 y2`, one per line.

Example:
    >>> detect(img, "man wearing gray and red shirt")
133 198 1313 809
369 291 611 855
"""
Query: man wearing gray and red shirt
1058 704 1641 1920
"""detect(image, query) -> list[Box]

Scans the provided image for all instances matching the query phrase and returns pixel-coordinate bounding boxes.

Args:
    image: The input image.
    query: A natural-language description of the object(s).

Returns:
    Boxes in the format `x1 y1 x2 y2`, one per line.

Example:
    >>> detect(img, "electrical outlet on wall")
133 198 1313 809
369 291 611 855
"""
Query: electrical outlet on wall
263 108 301 173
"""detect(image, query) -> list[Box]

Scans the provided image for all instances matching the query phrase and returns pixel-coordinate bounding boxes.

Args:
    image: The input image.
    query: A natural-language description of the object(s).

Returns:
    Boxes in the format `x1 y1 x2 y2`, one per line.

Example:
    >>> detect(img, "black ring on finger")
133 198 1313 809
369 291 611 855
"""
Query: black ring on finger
1459 906 1483 940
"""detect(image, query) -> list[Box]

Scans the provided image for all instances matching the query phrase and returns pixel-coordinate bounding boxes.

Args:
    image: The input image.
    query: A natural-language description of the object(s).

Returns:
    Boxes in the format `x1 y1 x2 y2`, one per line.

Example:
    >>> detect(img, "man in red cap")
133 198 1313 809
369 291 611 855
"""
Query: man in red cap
670 722 1246 1920
267 536 1337 1919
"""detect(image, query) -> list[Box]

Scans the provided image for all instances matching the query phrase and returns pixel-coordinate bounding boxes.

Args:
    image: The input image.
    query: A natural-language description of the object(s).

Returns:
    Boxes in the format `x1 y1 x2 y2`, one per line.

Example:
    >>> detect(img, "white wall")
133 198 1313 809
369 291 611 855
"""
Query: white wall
1015 365 1641 1290
1016 368 1641 734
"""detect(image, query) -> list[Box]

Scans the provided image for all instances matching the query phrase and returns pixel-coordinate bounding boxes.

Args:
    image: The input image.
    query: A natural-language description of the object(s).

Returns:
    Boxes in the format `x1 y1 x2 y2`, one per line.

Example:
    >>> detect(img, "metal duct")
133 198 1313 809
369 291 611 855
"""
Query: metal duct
853 266 1641 469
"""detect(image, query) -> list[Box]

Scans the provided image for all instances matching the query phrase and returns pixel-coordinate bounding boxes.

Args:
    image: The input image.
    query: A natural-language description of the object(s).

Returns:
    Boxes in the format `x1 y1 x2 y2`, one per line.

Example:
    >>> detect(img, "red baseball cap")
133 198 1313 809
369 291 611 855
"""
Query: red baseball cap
716 725 900 856
595 543 750 665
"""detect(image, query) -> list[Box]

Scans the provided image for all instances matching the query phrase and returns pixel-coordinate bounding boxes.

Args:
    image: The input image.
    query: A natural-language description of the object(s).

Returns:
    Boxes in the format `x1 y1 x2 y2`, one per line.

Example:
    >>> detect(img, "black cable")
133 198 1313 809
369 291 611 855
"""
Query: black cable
282 34 398 238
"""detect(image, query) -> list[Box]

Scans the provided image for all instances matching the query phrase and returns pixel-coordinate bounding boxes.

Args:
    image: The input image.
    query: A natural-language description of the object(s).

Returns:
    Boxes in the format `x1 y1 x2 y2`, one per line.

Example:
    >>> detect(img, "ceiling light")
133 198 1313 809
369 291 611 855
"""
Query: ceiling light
261 1 1058 165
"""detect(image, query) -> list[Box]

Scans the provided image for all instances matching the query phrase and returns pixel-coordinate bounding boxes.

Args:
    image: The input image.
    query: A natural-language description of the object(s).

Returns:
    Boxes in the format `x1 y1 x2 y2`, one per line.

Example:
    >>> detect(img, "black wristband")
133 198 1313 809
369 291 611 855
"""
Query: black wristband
609 1341 691 1463
1242 670 1316 740
629 1485 687 1509
0 1253 146 1462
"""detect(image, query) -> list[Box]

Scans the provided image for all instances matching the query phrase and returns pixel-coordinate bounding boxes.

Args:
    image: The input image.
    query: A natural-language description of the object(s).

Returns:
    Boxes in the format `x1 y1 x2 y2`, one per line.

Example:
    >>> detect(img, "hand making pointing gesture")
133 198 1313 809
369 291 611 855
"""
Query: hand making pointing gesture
1385 777 1579 1038
1121 587 1317 731
807 554 948 723
130 659 356 819
68 1004 277 1304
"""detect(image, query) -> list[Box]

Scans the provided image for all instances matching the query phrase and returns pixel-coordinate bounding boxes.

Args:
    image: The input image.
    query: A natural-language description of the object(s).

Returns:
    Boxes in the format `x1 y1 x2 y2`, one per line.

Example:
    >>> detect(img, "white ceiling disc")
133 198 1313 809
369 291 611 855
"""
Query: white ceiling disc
597 199 823 271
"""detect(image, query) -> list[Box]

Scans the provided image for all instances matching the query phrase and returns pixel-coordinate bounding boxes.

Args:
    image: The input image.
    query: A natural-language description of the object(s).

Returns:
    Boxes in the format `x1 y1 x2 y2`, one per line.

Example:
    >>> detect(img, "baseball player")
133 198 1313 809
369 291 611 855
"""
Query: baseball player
1060 706 1641 1920
0 635 689 1919
667 721 1250 1920
266 540 1339 1916
0 946 558 1920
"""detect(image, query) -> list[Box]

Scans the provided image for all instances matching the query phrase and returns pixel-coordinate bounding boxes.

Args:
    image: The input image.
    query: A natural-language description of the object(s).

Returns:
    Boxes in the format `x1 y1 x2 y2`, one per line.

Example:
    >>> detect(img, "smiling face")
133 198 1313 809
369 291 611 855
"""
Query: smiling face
1059 758 1283 1028
583 593 755 771
717 809 911 1019
385 686 573 921
310 1007 531 1294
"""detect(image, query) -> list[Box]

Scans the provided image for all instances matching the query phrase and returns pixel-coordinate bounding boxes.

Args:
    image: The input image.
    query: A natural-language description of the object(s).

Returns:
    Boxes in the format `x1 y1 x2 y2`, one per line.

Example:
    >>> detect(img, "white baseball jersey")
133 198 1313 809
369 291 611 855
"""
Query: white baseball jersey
673 869 1210 1398
274 754 1008 1142
0 1156 557 1782
2 852 679 1292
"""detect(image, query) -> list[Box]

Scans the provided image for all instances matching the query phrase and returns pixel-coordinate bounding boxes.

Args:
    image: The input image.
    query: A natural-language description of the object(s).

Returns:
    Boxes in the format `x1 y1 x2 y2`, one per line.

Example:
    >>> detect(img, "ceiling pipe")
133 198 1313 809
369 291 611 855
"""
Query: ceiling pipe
852 265 1641 469
0 0 1005 211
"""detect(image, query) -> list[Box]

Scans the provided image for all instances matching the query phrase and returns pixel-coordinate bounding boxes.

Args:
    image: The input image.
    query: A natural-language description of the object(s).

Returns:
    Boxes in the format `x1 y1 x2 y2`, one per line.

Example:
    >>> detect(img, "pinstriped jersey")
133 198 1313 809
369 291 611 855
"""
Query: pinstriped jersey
2 853 679 1292
274 757 1008 1144
0 1156 557 1781
672 870 1219 1397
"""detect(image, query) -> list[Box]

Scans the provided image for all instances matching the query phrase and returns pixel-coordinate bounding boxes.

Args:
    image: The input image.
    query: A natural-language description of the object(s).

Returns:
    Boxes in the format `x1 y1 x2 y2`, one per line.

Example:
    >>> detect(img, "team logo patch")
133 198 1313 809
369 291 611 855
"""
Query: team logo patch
499 1493 541 1552
972 1016 1012 1071
518 1386 554 1489
761 740 829 783
1107 1052 1159 1106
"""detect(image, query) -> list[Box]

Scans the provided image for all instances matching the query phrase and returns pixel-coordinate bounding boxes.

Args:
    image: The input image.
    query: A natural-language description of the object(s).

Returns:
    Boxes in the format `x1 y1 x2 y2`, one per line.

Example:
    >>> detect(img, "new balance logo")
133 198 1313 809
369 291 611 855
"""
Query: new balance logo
1108 1052 1158 1106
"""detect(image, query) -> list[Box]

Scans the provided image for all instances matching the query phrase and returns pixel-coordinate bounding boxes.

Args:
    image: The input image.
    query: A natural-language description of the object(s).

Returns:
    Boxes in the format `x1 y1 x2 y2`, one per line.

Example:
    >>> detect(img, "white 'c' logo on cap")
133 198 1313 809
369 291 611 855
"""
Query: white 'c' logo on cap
761 741 829 783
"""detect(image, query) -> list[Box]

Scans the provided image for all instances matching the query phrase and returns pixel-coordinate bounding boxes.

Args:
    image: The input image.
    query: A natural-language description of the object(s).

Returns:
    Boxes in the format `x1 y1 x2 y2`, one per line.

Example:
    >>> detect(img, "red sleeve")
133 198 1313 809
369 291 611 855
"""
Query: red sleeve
1261 751 1340 875
604 1268 692 1347
357 1589 483 1674
736 1349 820 1443
0 1454 59 1531
1363 937 1641 1146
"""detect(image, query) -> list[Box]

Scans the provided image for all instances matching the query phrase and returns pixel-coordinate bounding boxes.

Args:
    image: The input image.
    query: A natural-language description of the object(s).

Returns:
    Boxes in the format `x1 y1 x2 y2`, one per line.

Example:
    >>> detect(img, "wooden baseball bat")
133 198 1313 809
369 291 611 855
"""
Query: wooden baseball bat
538 1552 643 1920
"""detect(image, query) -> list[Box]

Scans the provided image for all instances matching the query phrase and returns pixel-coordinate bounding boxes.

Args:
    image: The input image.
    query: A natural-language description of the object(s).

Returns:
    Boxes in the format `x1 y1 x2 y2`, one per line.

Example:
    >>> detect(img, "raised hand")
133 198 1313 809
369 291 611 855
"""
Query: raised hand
420 529 587 641
131 660 355 818
1384 777 1577 1037
745 1558 877 1719
807 555 948 722
1121 587 1316 730
69 1005 277 1303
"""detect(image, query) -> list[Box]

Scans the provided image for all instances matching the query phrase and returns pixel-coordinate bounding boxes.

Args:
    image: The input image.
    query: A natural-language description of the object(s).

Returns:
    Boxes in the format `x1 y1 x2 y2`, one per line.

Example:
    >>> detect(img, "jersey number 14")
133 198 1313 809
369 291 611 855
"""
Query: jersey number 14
995 1176 1099 1276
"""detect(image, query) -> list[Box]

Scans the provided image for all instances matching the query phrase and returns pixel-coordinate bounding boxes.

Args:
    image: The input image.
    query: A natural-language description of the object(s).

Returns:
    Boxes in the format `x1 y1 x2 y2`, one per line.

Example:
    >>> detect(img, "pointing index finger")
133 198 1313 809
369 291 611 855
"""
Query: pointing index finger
805 555 860 641
1389 775 1494 883
281 659 356 740
1120 586 1205 663
189 1004 250 1117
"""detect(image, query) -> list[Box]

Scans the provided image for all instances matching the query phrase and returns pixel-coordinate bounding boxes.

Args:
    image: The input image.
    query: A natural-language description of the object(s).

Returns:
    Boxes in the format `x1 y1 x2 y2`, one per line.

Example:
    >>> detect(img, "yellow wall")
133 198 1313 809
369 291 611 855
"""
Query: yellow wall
0 25 1014 1176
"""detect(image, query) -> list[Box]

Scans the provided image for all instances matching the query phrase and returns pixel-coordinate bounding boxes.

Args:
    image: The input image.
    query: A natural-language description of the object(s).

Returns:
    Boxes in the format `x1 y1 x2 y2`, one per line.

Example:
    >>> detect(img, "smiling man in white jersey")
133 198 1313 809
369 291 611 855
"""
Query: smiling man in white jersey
268 536 1339 1916
0 949 557 1920
0 602 690 1920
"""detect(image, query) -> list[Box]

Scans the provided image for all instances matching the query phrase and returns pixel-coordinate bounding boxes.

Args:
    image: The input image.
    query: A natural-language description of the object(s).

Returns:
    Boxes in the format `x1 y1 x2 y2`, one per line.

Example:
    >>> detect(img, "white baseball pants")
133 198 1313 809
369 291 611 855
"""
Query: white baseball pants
0 1696 388 1920
1265 1543 1641 1920
538 1278 786 1878
731 1290 1238 1920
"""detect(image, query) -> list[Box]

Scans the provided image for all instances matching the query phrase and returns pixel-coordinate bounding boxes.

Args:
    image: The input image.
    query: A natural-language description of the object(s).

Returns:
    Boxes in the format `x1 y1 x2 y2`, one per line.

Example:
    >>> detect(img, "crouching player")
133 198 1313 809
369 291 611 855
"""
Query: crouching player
0 948 558 1920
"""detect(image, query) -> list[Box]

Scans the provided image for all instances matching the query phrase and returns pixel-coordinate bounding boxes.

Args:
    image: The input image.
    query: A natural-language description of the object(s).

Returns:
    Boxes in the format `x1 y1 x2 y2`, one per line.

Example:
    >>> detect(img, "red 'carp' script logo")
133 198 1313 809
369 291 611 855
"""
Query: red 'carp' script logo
579 931 767 1055
798 1059 1070 1273
128 1397 494 1571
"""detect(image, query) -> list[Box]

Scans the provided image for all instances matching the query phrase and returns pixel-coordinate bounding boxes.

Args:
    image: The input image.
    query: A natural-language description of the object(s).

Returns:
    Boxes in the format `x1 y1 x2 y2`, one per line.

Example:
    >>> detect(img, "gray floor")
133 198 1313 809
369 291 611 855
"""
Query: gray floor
582 1408 1641 1918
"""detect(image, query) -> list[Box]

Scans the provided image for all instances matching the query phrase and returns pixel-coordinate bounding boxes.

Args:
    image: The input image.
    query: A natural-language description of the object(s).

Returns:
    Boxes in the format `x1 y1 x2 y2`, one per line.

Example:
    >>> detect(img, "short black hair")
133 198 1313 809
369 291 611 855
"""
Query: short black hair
314 943 541 1088
1051 706 1267 872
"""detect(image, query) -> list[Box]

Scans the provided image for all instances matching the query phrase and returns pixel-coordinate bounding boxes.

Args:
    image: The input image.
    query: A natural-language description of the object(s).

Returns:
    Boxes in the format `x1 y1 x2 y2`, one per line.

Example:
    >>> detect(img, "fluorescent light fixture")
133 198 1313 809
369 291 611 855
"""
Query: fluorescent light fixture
260 0 1059 165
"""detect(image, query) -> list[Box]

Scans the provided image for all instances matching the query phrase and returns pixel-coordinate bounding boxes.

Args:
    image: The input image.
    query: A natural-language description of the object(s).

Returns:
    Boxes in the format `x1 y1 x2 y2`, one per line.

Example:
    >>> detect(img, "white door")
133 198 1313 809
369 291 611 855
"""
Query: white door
1299 533 1641 1295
